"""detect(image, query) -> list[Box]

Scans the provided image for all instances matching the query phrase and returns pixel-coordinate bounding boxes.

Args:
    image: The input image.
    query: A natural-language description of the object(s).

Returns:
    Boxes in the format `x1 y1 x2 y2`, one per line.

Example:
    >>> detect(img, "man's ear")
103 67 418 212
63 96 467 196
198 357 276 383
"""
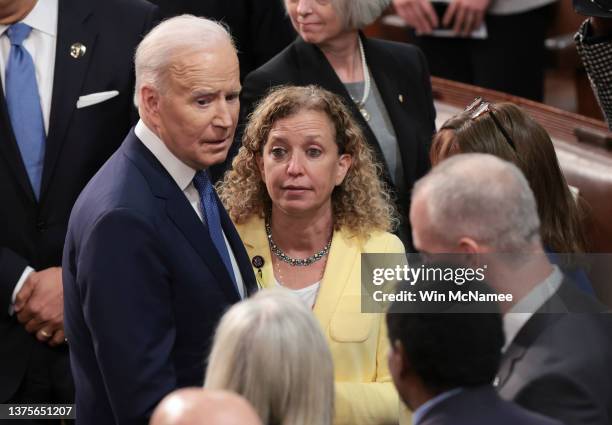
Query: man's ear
389 339 410 379
457 237 480 254
140 85 161 125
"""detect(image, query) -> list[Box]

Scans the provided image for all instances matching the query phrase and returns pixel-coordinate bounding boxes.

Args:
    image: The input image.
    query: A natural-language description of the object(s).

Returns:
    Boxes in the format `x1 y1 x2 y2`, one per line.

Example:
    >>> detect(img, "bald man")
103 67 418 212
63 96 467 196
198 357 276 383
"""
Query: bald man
150 388 262 425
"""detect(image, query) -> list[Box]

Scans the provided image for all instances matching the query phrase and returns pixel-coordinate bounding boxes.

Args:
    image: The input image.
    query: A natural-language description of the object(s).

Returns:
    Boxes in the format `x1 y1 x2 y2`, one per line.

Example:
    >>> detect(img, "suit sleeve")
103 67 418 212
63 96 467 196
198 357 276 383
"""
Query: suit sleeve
77 208 176 424
334 234 406 425
515 374 609 425
0 247 28 314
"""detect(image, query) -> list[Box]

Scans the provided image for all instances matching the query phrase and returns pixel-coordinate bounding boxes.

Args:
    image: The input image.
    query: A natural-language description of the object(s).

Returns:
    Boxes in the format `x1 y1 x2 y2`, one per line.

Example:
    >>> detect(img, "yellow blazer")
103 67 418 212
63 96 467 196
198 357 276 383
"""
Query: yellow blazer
236 216 405 425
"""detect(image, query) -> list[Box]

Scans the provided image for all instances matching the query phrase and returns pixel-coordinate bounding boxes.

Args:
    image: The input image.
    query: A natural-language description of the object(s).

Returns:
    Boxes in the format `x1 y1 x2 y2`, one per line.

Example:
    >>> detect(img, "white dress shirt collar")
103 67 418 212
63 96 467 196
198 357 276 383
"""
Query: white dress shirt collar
502 265 563 351
0 0 58 36
135 120 197 191
413 388 463 425
135 120 246 299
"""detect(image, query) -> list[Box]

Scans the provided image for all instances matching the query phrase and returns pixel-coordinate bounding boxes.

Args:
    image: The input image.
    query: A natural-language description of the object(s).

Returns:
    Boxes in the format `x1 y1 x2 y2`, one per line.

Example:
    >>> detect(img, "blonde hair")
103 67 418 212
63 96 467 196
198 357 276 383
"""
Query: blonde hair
217 85 397 238
205 290 334 425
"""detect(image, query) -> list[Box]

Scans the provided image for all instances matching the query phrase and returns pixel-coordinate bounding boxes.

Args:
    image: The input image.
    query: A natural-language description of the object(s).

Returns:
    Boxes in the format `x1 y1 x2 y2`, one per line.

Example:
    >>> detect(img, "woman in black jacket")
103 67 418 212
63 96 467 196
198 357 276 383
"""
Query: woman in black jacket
217 0 436 249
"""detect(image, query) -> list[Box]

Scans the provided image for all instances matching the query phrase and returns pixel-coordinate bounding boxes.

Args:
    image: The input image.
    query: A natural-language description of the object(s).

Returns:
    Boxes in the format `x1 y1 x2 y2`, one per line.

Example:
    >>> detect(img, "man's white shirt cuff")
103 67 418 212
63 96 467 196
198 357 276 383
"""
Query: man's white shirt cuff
9 266 34 315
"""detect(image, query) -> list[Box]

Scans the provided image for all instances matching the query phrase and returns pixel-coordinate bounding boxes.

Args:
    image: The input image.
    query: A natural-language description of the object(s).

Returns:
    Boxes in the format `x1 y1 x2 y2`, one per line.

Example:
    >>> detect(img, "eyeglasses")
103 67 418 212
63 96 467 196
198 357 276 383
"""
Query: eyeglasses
464 97 516 151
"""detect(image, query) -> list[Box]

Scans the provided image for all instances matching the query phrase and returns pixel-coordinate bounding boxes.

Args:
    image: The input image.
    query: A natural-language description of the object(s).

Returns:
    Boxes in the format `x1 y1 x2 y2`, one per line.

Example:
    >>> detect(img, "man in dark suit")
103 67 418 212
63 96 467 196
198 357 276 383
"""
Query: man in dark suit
63 15 257 425
148 0 295 80
0 0 157 413
386 278 563 425
409 153 612 425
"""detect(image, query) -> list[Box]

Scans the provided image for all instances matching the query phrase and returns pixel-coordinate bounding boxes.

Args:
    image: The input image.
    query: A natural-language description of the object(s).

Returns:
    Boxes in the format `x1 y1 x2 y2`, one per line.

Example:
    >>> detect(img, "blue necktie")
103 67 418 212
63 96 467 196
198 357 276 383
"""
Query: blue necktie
5 23 46 199
193 170 238 291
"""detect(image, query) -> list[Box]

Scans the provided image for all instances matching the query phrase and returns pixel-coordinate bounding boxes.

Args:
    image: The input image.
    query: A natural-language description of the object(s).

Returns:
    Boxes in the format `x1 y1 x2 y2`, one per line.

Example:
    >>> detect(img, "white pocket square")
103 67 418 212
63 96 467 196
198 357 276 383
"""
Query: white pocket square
76 90 119 109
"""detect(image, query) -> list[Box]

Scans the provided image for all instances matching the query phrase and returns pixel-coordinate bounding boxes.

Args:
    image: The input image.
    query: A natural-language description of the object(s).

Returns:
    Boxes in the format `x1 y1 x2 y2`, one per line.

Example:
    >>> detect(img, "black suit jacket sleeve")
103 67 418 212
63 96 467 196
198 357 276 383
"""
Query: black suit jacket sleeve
0 248 28 313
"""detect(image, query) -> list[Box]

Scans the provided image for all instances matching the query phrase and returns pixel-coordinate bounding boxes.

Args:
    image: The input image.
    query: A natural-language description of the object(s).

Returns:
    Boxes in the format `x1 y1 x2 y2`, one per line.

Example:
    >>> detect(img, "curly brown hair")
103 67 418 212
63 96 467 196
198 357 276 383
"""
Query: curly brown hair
217 85 397 238
430 102 587 253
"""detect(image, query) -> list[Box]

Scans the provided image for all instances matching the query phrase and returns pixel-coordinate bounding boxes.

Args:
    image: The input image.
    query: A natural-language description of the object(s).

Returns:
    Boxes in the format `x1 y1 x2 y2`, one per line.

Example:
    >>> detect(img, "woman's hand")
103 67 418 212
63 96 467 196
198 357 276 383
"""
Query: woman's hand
393 0 439 34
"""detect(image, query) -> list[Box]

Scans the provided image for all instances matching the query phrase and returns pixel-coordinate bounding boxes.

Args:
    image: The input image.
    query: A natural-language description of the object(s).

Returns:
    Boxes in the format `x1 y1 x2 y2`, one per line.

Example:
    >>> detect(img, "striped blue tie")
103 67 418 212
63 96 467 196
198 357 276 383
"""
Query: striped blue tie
5 23 46 199
193 170 238 291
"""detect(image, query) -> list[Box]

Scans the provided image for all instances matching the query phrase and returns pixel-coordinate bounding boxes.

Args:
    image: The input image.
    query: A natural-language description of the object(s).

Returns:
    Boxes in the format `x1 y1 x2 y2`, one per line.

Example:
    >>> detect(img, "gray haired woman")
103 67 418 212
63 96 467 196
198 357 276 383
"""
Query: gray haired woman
205 289 335 425
223 0 436 251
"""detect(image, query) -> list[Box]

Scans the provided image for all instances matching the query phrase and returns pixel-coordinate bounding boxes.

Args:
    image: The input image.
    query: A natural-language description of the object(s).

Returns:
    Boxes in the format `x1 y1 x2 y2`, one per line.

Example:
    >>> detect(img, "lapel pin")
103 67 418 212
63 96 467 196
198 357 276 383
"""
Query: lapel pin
70 43 87 59
251 255 264 269
398 94 404 103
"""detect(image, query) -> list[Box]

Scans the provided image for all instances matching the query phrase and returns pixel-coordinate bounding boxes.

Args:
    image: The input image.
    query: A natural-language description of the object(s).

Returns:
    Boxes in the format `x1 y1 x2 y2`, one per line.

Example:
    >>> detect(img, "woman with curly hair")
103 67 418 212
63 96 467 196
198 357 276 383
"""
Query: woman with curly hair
219 0 436 250
218 85 403 425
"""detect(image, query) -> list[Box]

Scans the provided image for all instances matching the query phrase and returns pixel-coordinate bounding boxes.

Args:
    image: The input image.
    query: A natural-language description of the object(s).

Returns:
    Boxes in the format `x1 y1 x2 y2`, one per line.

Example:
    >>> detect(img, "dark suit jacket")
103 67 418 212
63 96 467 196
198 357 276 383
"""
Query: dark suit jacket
148 0 296 80
496 280 612 425
418 386 563 425
0 0 158 402
221 35 436 249
63 130 258 425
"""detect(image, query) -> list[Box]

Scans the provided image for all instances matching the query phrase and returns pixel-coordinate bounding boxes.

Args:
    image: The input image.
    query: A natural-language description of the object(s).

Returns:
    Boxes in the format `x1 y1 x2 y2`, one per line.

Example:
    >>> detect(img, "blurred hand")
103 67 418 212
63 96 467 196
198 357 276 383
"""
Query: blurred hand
590 17 612 37
393 0 439 35
443 0 491 36
14 267 65 346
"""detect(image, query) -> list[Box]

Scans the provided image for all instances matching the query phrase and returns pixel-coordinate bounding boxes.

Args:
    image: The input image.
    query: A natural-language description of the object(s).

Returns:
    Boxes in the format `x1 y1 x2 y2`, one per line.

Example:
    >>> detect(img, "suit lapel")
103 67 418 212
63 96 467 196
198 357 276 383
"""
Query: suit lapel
363 36 419 179
495 340 527 390
313 229 359 332
236 216 274 291
218 199 258 296
40 0 98 200
0 88 35 202
496 283 569 390
123 133 241 304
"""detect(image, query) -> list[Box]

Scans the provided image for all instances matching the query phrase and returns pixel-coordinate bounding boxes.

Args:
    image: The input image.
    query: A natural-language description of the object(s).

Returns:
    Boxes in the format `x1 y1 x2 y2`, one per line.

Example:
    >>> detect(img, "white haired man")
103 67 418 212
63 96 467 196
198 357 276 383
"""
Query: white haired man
62 15 258 425
410 153 612 425
150 388 263 425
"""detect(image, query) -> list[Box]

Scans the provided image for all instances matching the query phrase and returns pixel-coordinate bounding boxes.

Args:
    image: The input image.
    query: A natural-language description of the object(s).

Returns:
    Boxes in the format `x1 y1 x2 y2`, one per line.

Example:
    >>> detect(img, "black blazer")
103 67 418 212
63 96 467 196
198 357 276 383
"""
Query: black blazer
419 386 563 425
496 280 612 425
63 130 257 425
220 35 436 249
148 0 296 80
0 0 158 402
